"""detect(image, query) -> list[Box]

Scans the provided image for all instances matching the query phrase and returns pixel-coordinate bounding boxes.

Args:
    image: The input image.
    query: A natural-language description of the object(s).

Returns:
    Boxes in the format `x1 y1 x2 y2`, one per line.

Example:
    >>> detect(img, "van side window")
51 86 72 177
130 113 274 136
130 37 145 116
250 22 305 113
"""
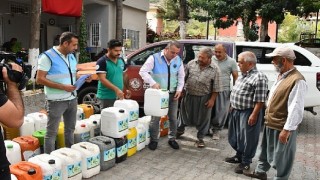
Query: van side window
236 46 267 63
183 45 195 64
129 45 166 65
183 44 215 64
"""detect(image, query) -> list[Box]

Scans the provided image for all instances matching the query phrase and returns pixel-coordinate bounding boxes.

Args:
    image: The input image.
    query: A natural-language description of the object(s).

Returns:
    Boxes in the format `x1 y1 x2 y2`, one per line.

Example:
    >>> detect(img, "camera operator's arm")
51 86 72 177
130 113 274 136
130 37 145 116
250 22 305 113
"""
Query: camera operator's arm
36 70 76 92
0 65 24 128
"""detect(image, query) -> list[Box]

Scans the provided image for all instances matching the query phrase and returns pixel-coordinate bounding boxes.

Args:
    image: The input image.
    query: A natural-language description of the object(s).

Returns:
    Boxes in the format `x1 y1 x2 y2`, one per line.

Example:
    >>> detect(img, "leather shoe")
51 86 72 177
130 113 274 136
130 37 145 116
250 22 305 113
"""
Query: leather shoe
176 131 184 139
243 171 267 180
148 141 158 150
225 155 242 163
234 163 250 174
168 139 179 149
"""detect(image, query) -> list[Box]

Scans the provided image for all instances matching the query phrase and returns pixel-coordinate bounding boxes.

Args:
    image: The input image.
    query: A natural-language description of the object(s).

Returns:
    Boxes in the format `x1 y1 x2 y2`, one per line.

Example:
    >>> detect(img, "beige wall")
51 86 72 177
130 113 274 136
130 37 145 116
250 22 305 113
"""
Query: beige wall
123 5 147 49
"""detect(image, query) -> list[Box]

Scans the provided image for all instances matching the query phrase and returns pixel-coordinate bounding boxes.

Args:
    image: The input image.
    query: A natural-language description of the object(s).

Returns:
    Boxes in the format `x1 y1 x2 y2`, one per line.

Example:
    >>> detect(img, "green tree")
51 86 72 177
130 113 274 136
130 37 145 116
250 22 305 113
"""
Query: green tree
79 10 90 63
190 0 259 41
278 13 315 42
157 0 192 38
257 0 320 42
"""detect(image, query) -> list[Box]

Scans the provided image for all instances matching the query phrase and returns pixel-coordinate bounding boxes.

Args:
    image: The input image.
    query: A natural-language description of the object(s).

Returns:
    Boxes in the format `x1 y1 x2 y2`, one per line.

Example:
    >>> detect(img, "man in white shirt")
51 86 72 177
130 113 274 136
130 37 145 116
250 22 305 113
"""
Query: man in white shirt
244 46 308 180
139 41 185 150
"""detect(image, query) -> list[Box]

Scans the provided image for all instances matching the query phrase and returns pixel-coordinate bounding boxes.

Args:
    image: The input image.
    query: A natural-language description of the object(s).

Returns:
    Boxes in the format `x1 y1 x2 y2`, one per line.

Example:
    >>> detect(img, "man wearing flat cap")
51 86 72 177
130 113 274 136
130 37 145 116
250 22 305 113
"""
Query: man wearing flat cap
244 46 308 180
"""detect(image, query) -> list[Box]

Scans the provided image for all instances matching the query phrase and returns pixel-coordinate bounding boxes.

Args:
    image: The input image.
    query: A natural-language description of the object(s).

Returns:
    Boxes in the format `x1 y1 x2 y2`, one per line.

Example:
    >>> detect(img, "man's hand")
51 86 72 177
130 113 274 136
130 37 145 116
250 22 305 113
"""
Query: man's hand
151 83 160 89
205 98 215 108
116 89 124 100
63 84 76 92
125 89 132 99
279 129 291 144
173 91 181 100
248 113 258 126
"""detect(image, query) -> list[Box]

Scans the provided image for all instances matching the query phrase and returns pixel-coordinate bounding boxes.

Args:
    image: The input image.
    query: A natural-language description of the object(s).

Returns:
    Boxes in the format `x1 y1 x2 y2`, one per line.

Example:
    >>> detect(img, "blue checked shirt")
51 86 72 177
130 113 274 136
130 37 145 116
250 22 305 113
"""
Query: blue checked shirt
230 67 268 110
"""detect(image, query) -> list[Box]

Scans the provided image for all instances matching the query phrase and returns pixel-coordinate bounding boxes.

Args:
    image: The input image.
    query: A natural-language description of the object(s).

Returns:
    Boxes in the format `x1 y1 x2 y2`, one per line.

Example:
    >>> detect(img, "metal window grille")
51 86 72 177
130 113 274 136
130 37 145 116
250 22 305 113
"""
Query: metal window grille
10 2 30 15
88 23 101 47
122 29 139 50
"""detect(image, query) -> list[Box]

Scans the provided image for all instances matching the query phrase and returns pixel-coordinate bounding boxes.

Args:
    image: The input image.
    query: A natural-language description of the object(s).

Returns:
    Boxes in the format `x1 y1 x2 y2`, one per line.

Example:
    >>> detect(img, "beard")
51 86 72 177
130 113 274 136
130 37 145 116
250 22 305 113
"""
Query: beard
274 61 283 73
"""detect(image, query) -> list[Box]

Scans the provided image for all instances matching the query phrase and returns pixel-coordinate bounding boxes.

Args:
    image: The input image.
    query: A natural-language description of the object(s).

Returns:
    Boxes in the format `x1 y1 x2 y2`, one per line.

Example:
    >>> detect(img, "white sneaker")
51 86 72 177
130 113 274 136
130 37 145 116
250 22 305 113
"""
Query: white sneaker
212 130 220 140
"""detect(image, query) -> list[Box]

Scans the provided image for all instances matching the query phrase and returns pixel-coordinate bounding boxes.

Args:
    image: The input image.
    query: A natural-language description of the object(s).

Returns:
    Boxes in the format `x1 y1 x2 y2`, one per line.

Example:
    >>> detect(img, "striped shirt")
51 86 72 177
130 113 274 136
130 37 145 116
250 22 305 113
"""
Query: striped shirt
230 67 268 110
185 59 223 96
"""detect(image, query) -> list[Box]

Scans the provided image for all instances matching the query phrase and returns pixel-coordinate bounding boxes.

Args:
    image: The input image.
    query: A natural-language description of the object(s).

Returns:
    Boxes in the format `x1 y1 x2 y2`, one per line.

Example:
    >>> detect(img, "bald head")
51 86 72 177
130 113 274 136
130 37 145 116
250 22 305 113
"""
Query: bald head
214 44 227 61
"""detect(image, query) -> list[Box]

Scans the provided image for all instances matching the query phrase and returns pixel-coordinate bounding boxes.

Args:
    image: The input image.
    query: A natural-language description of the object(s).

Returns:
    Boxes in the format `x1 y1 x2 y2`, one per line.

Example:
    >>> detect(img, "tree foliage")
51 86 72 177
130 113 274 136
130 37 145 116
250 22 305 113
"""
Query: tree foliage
278 13 317 42
79 10 91 63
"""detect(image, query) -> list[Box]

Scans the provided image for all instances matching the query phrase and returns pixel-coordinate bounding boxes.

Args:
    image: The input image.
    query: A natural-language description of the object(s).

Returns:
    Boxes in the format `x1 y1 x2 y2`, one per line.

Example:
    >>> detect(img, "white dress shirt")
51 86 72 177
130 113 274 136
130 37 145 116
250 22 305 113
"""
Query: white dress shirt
139 51 185 92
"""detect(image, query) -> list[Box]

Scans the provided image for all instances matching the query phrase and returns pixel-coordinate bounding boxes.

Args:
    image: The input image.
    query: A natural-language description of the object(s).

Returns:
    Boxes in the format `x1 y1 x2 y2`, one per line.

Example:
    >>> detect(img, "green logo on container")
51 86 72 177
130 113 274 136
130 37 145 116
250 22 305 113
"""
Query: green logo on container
103 148 116 162
67 162 81 178
116 144 127 157
138 132 146 144
86 154 100 169
118 118 128 132
127 138 137 149
161 98 169 109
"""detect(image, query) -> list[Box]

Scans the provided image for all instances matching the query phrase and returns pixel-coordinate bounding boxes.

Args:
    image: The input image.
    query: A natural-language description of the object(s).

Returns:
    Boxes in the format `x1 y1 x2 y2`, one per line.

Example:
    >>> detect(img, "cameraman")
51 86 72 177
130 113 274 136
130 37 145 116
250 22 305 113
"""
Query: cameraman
0 63 24 180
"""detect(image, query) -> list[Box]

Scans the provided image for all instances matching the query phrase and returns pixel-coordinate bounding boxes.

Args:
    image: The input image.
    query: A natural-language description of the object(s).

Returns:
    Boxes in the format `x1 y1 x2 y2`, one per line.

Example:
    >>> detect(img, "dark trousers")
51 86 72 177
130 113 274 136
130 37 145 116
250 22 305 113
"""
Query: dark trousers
228 108 263 165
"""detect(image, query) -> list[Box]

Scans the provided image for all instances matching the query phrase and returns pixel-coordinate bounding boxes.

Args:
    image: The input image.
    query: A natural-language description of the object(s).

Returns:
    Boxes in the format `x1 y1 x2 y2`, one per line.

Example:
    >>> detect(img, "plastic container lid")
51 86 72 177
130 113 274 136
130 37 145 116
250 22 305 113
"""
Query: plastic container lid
48 159 55 164
28 169 36 175
119 109 125 113
6 144 13 149
81 124 86 127
93 121 97 124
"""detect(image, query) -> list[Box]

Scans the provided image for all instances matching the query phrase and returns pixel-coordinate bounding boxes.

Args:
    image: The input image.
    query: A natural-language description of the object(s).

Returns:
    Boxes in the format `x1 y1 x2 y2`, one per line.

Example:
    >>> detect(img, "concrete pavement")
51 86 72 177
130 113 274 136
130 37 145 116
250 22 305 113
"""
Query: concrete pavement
91 107 320 180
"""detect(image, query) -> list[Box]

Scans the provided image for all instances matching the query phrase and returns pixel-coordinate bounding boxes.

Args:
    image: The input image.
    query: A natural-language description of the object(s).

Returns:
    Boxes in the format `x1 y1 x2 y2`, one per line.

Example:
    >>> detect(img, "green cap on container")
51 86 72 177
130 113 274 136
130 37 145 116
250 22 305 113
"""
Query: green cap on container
32 130 46 146
6 144 13 149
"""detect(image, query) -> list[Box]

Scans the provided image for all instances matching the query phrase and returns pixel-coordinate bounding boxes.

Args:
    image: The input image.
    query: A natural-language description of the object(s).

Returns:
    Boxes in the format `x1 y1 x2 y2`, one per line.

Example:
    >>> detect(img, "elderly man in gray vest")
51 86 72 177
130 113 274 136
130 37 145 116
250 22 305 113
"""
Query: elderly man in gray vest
244 46 307 180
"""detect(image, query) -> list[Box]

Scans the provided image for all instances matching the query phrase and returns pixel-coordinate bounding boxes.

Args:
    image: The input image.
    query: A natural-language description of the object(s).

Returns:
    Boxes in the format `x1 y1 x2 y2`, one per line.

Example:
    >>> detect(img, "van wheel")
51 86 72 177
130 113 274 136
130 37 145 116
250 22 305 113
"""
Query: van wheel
77 86 100 113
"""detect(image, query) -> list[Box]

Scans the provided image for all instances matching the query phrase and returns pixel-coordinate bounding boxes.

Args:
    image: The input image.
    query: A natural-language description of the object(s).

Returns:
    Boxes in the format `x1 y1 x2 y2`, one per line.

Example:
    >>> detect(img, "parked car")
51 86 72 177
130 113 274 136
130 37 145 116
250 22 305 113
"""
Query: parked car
77 40 320 115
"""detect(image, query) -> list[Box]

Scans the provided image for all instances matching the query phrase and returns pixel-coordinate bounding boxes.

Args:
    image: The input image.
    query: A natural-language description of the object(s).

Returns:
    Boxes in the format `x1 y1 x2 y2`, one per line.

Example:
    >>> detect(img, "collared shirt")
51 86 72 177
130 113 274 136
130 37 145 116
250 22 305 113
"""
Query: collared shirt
230 67 268 110
139 50 185 91
38 46 70 71
184 59 222 96
267 68 308 131
212 55 238 91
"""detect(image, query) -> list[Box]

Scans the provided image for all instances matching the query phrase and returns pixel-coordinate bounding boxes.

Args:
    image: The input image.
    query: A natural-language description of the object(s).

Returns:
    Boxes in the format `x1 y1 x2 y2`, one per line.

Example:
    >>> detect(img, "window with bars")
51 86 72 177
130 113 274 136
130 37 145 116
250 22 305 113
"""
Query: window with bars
10 2 30 15
87 23 101 47
122 29 139 50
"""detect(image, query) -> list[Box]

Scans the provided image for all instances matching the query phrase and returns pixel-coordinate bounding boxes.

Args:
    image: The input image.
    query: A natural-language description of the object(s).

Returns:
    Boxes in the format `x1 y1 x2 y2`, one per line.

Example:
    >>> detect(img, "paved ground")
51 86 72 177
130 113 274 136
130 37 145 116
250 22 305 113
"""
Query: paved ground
90 107 320 180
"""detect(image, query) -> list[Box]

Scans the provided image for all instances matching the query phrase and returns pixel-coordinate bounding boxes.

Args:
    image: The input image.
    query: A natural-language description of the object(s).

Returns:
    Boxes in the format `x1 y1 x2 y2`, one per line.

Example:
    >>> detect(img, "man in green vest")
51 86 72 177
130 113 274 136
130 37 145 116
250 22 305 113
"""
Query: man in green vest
244 46 307 180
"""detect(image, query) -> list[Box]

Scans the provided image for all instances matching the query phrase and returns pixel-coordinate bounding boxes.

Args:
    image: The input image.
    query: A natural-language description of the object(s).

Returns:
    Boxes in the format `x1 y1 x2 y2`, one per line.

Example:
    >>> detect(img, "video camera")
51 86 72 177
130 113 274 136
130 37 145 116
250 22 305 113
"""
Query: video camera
0 60 29 91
